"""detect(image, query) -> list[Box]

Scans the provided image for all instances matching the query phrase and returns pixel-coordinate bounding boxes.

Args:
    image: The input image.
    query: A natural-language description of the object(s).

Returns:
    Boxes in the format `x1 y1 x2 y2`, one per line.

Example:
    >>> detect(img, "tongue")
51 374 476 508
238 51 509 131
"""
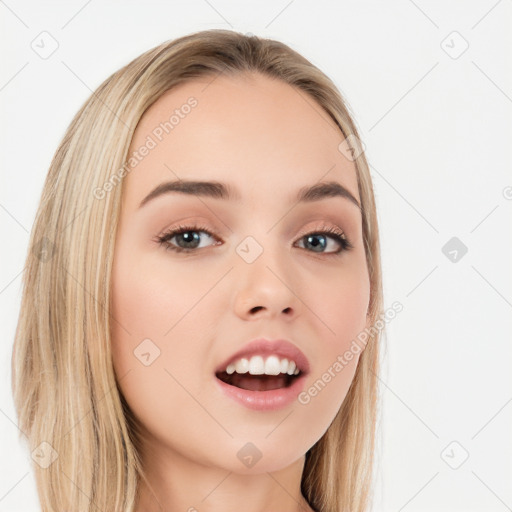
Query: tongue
229 374 290 391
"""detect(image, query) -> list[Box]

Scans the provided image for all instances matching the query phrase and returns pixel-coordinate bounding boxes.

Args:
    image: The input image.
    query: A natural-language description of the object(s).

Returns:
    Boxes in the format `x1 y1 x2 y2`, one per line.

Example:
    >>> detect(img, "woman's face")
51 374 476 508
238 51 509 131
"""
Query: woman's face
111 72 370 474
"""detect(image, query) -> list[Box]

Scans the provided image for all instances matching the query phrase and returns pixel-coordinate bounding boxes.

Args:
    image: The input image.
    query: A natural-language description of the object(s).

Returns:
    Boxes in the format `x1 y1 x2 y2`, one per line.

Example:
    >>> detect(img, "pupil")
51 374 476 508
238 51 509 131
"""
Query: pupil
306 234 326 252
179 231 200 248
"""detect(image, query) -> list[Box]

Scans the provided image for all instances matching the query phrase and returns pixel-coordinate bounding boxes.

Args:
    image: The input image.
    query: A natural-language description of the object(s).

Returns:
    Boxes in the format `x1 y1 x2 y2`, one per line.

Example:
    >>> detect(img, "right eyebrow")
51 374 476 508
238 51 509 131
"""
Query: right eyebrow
139 179 239 208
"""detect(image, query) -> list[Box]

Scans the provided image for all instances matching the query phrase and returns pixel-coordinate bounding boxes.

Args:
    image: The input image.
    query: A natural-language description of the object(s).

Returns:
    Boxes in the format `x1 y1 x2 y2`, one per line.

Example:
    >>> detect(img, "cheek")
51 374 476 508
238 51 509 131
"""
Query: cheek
110 241 224 387
111 248 211 346
295 283 369 437
297 260 370 416
109 249 213 441
311 258 371 349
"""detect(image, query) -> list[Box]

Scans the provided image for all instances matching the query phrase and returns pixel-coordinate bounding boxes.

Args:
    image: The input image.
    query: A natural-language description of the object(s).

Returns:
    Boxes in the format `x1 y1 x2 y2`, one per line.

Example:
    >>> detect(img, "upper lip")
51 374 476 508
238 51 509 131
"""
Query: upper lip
215 338 310 375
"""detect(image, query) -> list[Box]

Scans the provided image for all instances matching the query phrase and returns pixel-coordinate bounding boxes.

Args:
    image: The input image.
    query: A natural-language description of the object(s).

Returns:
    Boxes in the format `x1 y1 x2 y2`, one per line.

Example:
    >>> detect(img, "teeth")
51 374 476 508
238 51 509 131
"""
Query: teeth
265 355 281 375
234 358 249 374
224 355 300 376
286 360 296 375
249 355 265 375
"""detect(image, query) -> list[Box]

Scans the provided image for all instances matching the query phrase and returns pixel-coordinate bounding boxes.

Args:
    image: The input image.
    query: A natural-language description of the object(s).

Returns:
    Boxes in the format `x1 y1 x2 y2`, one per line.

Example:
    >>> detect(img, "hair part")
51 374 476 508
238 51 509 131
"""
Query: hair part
12 29 383 512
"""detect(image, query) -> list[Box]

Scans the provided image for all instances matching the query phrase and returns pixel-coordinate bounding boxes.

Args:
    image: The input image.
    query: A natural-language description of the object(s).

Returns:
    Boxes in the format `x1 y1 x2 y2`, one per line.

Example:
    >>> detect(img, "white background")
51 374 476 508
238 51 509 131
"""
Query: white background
1 1 511 511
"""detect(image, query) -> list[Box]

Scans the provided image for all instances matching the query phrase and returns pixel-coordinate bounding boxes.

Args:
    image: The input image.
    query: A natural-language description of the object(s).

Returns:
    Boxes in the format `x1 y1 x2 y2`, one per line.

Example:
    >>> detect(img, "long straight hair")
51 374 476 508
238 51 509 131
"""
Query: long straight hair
11 29 383 512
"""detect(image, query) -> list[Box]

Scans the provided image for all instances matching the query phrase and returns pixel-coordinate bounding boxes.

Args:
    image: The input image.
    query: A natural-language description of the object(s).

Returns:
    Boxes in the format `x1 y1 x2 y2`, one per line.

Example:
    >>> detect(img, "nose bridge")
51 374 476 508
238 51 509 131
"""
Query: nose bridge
232 201 280 263
232 229 299 318
235 223 286 277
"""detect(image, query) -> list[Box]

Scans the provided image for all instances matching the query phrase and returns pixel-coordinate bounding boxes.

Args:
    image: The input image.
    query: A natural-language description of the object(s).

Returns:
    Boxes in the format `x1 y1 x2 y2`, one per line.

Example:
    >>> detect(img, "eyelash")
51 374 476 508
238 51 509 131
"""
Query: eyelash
155 223 354 257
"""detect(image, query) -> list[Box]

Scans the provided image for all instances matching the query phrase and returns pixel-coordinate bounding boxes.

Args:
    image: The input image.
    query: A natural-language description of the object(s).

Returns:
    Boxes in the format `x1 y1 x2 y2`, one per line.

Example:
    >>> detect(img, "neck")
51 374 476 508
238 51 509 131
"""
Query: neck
134 439 315 512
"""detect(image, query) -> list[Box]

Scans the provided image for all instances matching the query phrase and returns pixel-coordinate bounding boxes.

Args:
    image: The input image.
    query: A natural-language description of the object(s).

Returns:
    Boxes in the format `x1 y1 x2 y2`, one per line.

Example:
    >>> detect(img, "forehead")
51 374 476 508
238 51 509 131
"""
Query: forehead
122 73 360 210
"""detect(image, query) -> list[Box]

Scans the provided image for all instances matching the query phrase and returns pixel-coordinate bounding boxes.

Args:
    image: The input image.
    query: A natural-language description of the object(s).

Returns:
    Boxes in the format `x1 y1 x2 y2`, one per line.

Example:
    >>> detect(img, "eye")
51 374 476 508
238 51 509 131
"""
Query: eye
155 224 220 253
294 225 354 256
155 223 354 256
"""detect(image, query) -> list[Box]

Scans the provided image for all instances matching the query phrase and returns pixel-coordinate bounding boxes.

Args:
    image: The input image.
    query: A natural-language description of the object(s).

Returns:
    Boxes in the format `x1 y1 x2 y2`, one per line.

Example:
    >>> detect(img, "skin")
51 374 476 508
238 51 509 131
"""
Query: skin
110 72 371 512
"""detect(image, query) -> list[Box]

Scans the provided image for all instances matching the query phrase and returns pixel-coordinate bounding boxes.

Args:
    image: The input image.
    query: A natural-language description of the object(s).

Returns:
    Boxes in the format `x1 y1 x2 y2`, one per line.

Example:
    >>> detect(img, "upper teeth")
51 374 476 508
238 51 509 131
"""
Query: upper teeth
225 355 300 376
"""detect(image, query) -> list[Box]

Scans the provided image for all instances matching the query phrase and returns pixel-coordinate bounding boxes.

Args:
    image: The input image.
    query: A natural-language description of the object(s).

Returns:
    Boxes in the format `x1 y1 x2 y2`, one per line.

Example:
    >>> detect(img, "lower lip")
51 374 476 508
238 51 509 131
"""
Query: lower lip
214 374 308 411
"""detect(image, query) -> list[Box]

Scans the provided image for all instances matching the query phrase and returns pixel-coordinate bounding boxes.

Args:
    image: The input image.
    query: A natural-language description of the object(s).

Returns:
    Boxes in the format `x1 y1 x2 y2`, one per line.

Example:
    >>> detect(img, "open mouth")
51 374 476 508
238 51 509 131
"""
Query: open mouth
214 347 310 410
215 371 299 391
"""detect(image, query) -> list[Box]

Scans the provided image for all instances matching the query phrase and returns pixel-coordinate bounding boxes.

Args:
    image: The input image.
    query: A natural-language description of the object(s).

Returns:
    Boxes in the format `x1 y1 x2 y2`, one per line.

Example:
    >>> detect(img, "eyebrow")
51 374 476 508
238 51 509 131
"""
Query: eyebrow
139 179 361 211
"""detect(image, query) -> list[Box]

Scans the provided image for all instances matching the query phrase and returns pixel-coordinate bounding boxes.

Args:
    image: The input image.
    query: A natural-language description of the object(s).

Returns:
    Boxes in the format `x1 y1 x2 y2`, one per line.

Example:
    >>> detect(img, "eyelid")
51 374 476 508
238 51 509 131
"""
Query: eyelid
294 222 347 241
155 222 220 246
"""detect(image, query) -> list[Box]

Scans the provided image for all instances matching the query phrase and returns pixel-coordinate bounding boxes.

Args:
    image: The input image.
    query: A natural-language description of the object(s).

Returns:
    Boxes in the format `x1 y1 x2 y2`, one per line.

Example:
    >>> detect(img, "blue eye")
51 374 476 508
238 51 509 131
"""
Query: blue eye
296 227 353 254
156 224 353 255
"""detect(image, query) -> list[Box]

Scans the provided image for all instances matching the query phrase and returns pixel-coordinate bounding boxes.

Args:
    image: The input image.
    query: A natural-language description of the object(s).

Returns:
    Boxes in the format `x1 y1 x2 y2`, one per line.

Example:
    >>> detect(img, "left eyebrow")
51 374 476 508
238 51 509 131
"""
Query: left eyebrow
138 179 361 212
295 181 361 211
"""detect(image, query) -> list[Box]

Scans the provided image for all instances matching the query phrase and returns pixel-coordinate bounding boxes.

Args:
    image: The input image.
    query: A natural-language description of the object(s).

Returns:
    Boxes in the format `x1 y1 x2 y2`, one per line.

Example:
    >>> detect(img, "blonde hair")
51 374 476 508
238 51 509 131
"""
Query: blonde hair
11 29 383 512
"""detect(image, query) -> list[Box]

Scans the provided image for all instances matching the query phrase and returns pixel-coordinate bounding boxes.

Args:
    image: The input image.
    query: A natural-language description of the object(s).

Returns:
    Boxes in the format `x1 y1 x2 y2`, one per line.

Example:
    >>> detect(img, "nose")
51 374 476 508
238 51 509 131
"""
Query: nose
232 242 302 321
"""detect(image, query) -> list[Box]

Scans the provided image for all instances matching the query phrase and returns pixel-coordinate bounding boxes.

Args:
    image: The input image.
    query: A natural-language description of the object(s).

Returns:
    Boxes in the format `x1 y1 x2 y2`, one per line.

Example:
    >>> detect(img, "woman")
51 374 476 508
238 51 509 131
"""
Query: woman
12 29 383 512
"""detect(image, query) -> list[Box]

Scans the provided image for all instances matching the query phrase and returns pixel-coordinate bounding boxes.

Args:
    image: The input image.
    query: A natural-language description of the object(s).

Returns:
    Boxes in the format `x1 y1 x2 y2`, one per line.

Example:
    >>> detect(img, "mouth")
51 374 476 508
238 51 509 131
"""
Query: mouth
215 370 299 391
213 338 310 410
215 347 307 392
